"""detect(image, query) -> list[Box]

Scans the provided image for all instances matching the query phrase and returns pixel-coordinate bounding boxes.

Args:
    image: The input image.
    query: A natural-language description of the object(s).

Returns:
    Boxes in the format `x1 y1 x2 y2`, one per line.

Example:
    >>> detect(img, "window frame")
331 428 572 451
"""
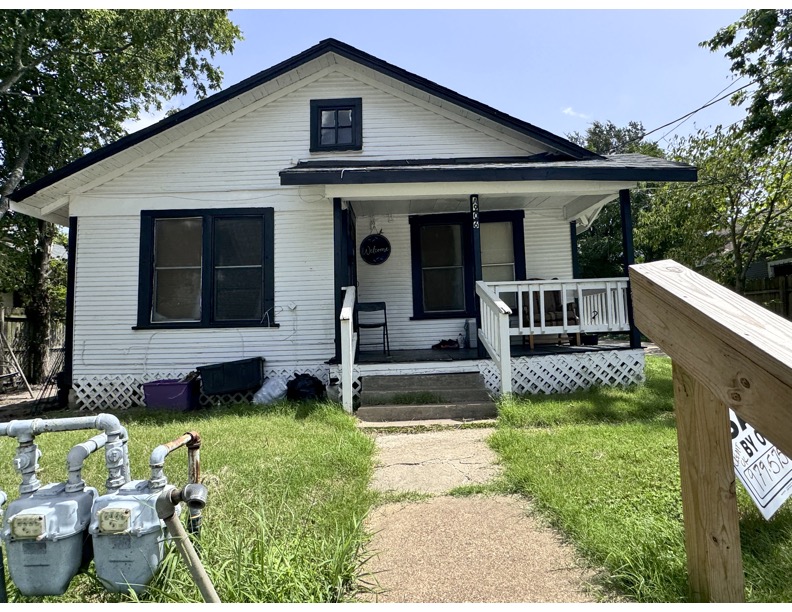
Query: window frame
135 208 275 329
310 98 363 152
409 210 525 320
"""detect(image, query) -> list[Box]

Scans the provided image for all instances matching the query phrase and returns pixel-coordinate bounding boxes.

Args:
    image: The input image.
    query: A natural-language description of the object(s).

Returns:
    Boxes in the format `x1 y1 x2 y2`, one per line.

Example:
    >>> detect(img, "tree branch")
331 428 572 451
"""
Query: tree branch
0 136 32 221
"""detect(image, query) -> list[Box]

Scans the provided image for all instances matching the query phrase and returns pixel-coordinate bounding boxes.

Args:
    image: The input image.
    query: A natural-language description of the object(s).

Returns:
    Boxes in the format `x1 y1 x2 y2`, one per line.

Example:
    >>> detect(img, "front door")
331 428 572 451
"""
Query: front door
409 210 526 320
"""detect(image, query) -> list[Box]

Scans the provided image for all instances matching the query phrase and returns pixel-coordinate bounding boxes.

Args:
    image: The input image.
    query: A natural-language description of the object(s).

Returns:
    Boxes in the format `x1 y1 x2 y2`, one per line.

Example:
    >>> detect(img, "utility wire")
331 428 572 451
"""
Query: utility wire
611 78 757 154
657 76 745 145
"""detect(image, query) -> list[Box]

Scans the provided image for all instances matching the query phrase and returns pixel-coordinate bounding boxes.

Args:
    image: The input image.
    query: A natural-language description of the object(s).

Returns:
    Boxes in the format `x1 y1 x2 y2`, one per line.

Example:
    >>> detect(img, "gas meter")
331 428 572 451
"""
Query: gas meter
0 482 97 596
90 479 180 594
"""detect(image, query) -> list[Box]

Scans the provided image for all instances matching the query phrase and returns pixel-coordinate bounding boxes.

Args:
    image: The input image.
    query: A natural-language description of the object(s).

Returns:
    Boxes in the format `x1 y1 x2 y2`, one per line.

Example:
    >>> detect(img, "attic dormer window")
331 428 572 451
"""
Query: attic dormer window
310 98 362 152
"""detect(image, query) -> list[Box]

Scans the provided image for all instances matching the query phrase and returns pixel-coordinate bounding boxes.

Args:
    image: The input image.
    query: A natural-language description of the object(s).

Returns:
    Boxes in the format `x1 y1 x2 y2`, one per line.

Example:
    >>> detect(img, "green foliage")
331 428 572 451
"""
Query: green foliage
704 9 792 155
491 357 792 602
0 401 377 602
640 125 792 292
0 9 241 380
567 121 665 278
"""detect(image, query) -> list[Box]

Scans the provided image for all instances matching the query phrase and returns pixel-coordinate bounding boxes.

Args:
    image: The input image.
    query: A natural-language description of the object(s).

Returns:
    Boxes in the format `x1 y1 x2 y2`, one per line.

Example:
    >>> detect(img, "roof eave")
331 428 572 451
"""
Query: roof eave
11 38 601 203
280 165 698 186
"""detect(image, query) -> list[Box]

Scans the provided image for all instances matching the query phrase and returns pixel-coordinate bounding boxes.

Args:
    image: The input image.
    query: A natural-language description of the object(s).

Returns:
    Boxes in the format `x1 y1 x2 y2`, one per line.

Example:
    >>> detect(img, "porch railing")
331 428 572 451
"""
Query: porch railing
485 277 630 337
339 286 358 413
475 281 513 394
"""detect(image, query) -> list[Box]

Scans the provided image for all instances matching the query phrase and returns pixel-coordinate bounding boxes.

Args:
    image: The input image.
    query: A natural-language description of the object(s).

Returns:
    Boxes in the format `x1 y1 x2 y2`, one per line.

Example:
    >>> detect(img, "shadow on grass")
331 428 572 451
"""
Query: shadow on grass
42 399 349 429
498 356 675 428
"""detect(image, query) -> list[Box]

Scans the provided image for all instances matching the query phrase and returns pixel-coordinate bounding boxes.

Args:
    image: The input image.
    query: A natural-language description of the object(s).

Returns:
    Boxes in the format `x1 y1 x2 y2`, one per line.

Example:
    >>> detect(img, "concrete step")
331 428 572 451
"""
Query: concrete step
361 388 492 405
363 372 484 392
356 401 497 422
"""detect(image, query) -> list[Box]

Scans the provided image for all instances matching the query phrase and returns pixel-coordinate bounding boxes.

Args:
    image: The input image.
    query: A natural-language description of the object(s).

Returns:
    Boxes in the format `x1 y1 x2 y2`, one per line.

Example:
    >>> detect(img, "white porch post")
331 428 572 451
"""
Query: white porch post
498 306 512 395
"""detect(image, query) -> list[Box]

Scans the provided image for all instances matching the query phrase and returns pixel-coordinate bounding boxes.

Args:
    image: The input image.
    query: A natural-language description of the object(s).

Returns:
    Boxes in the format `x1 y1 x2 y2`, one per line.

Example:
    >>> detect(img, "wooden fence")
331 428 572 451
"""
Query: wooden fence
744 275 792 320
0 311 65 381
630 259 792 603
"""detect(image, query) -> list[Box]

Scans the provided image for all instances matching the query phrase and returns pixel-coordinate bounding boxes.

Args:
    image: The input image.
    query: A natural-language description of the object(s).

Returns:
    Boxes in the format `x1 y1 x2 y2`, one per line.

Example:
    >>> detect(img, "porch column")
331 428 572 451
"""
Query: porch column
570 221 580 278
333 198 344 362
619 189 642 349
64 216 77 388
471 195 485 358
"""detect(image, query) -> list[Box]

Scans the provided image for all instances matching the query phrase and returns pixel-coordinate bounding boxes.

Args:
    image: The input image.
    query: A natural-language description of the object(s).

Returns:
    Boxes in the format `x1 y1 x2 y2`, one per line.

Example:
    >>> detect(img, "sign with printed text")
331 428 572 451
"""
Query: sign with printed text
730 408 792 520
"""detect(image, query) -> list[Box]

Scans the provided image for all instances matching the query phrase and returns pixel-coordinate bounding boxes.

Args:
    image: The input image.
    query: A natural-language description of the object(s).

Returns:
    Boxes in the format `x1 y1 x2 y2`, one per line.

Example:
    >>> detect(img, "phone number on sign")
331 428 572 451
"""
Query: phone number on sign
744 447 791 499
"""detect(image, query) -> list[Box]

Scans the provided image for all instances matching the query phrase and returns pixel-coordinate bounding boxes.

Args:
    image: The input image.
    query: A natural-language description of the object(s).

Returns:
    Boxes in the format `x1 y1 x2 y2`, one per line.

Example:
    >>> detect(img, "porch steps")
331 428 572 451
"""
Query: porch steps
356 372 496 422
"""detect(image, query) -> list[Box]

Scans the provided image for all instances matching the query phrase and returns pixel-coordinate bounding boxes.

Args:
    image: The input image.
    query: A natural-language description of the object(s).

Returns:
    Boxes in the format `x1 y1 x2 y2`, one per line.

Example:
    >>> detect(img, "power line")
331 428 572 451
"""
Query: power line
611 79 756 154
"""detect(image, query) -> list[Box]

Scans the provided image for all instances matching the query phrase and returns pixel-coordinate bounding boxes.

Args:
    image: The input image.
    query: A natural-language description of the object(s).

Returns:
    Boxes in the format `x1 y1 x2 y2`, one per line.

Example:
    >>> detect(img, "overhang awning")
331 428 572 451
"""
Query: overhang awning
279 153 697 186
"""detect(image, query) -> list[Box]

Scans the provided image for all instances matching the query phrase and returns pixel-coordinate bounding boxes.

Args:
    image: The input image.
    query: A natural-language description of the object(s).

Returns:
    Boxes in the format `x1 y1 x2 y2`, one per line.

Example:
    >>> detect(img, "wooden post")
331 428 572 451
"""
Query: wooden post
570 220 580 279
498 310 512 395
471 194 485 358
673 363 744 602
619 189 641 349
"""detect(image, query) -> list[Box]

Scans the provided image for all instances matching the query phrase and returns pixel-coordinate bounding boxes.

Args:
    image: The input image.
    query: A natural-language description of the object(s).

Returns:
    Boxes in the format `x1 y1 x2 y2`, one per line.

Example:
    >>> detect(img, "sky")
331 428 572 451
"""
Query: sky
130 9 750 148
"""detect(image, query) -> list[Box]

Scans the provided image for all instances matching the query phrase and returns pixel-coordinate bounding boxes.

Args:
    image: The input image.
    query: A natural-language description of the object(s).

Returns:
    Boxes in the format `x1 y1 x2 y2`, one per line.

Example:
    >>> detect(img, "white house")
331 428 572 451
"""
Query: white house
9 39 696 412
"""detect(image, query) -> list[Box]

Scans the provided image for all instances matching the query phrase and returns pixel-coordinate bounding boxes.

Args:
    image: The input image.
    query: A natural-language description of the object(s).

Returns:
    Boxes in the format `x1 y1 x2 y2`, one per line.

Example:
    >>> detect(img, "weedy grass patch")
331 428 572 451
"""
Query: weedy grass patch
0 400 376 603
491 356 792 602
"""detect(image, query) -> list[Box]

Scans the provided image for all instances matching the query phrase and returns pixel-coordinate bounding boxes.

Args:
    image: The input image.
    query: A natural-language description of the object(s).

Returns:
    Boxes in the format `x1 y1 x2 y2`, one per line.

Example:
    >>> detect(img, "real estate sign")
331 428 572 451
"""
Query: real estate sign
730 408 792 520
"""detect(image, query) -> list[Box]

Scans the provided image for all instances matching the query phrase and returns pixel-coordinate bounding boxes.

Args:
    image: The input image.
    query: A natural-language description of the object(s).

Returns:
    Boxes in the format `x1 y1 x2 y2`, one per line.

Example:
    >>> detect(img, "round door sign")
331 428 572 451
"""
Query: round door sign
360 233 391 265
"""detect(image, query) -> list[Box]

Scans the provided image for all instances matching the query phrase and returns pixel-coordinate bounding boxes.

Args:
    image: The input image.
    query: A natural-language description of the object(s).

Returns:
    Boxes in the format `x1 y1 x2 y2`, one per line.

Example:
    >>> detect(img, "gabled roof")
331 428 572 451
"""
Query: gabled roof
280 153 697 185
11 38 600 204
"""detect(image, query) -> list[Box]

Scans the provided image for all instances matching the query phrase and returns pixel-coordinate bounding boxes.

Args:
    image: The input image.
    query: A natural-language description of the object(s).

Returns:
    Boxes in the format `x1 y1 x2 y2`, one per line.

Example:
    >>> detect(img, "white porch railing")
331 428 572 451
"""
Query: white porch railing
340 286 358 413
475 281 513 395
485 277 631 337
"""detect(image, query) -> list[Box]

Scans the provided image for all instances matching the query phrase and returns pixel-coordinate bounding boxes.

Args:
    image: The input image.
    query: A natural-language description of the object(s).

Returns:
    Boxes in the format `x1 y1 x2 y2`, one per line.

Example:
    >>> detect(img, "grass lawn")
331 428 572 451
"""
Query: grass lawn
490 356 792 603
0 401 376 603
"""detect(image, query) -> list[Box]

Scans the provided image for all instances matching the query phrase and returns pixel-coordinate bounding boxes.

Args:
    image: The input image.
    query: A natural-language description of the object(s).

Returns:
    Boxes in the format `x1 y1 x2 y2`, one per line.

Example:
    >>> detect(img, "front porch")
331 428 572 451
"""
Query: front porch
336 278 644 412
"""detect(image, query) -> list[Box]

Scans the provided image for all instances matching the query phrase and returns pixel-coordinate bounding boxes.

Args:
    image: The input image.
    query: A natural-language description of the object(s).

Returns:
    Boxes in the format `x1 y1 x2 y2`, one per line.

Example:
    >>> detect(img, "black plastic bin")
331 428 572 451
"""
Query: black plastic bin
197 357 265 395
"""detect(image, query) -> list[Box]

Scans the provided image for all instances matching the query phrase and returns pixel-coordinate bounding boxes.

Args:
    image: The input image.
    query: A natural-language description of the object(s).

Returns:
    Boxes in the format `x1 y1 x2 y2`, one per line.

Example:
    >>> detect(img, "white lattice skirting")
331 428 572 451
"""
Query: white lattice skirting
478 349 645 396
73 365 331 411
328 364 362 407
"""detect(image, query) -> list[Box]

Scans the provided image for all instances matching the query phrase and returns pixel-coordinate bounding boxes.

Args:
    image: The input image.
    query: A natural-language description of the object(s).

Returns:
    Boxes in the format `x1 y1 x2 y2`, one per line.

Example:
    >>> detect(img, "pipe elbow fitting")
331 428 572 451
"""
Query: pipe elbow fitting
95 413 123 436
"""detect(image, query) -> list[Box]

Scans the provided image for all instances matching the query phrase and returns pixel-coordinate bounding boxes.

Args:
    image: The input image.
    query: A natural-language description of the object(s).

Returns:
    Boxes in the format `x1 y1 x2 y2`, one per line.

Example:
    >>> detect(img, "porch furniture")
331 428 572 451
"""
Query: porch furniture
521 288 580 350
358 301 390 355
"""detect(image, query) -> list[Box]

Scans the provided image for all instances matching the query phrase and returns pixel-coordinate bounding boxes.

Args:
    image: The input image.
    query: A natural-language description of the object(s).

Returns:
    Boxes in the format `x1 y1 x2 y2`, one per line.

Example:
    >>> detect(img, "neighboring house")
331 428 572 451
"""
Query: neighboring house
9 39 696 411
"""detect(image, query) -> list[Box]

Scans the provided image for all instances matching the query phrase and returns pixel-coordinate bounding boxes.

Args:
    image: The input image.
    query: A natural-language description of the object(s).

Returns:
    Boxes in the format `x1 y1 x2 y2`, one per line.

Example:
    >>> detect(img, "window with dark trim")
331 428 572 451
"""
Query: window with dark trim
136 208 275 329
409 210 526 320
310 98 362 152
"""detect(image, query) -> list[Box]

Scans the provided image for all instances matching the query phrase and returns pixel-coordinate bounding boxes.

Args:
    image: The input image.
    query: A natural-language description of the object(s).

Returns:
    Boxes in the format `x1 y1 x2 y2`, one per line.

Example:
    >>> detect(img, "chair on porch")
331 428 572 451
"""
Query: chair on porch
357 302 390 355
521 286 580 350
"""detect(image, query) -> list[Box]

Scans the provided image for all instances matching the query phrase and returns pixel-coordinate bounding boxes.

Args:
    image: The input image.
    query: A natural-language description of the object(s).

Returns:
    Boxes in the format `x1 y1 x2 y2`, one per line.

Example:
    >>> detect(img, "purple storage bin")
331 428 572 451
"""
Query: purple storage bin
143 379 199 412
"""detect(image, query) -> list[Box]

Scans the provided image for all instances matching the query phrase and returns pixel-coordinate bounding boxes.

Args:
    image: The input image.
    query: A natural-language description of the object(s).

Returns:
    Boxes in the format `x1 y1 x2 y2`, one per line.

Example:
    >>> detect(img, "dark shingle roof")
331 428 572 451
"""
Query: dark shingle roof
280 153 697 185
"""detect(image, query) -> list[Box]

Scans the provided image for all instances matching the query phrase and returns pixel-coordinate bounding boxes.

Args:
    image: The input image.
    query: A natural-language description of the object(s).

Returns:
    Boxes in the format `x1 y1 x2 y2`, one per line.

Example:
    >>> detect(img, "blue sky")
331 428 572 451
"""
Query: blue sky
133 9 749 148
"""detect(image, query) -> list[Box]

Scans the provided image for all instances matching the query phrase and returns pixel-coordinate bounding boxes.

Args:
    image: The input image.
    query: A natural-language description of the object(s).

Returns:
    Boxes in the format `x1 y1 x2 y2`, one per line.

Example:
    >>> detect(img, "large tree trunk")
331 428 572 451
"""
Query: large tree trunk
23 220 54 384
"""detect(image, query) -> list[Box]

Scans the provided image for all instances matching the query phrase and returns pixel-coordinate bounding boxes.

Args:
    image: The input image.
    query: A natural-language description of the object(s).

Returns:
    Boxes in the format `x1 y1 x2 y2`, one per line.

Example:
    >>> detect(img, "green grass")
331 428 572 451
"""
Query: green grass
490 356 792 603
0 400 376 603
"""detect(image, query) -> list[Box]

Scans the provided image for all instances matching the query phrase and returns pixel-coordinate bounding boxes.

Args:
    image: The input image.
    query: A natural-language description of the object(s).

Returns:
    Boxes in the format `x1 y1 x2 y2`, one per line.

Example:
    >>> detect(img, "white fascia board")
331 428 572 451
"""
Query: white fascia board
17 59 336 214
325 180 636 201
10 199 69 226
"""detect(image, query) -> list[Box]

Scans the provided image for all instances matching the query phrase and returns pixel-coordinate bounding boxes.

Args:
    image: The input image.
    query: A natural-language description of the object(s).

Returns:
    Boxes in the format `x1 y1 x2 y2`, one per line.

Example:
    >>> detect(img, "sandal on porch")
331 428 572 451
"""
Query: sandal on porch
432 339 460 350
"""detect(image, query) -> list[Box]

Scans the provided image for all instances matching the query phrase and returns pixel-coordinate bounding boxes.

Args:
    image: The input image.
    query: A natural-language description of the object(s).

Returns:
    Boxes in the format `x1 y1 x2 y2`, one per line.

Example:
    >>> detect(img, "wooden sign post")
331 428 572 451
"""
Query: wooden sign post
630 260 792 603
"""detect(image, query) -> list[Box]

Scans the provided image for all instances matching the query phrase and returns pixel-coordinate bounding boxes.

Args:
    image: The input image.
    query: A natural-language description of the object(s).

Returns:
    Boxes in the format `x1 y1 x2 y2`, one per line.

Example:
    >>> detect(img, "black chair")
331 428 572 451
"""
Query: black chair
357 301 390 355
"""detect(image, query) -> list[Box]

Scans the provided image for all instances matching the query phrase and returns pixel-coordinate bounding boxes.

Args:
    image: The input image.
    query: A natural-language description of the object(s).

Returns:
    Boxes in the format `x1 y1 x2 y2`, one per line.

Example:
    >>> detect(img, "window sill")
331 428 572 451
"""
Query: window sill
132 322 280 330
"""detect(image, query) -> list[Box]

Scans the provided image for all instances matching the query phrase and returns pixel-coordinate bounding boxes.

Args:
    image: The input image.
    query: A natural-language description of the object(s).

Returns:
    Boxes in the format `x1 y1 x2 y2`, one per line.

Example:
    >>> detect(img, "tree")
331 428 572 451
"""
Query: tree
0 9 241 381
641 125 792 293
567 121 664 278
704 9 792 155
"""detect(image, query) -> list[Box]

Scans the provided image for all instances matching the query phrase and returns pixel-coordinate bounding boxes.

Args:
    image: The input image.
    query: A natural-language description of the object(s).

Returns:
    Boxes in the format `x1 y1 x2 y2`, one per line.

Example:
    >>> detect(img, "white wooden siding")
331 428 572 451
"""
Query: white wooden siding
354 209 573 351
71 196 335 377
90 71 533 196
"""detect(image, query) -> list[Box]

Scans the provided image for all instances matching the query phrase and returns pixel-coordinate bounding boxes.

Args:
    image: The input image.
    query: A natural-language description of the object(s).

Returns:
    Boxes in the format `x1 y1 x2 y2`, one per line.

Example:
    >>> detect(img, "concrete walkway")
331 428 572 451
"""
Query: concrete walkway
360 427 598 603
